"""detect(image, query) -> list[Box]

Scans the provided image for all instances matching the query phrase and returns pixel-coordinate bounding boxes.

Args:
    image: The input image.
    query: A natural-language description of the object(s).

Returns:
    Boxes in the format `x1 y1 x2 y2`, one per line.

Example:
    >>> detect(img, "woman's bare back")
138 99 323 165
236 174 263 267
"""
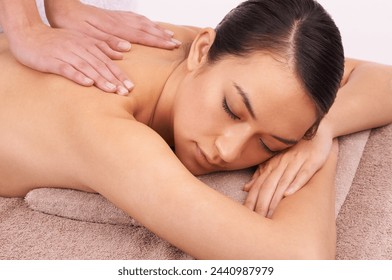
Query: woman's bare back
0 27 190 196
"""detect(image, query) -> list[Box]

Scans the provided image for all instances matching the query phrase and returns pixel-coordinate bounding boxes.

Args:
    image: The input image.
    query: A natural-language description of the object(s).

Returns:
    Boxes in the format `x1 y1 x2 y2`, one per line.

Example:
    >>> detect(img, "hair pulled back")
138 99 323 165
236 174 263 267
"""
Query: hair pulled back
208 0 344 137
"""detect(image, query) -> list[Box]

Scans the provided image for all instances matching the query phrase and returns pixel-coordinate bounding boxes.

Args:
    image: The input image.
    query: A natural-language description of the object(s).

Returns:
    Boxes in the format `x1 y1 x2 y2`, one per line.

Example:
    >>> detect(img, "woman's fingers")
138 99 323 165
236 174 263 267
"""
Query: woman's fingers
267 159 306 217
253 160 290 217
243 168 260 192
243 153 308 217
243 160 287 217
243 169 268 211
243 132 335 218
284 161 320 196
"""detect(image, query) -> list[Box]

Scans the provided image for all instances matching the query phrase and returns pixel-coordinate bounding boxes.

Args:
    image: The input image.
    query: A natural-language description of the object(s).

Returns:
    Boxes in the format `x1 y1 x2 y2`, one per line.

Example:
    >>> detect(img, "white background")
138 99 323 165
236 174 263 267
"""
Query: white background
134 0 392 65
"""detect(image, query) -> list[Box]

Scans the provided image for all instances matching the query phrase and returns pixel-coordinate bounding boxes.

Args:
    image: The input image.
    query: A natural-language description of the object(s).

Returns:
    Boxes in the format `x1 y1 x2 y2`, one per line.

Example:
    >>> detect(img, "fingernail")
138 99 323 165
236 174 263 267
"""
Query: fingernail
285 187 294 196
117 86 129 96
123 80 134 90
118 41 132 51
83 77 94 86
171 38 182 46
165 29 175 36
267 210 273 218
105 82 117 91
248 178 256 185
243 179 255 189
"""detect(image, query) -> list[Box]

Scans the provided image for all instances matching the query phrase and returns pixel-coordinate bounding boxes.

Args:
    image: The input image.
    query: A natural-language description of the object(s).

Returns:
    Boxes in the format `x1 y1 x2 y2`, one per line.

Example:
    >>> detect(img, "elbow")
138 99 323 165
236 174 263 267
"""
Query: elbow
295 241 336 260
289 229 337 260
271 222 337 260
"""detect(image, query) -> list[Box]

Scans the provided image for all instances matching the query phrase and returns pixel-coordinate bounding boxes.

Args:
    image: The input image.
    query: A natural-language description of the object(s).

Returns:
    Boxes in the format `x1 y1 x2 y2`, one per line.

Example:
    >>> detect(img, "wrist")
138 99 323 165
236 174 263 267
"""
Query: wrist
318 118 336 140
7 22 49 47
0 0 43 35
44 0 82 28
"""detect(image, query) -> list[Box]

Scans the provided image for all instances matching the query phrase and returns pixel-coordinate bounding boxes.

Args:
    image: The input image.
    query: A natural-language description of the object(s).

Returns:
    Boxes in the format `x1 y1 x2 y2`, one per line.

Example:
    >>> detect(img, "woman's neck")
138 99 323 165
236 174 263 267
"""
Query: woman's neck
121 23 199 146
149 59 188 147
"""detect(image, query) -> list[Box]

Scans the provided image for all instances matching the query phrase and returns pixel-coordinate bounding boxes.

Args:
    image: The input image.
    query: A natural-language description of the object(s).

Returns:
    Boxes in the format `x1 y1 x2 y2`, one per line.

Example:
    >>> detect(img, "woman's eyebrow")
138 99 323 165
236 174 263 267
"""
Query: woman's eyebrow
233 82 257 120
233 82 299 147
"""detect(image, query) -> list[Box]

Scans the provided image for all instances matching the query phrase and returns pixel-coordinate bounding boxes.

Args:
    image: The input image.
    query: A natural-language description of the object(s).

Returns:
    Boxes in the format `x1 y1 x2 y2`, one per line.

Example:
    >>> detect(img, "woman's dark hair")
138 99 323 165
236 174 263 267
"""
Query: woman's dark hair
208 0 344 139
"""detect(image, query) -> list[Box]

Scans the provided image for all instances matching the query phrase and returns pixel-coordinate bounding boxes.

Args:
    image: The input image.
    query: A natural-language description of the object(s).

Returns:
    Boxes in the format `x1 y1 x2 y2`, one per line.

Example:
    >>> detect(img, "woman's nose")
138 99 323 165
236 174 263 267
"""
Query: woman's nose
214 125 251 164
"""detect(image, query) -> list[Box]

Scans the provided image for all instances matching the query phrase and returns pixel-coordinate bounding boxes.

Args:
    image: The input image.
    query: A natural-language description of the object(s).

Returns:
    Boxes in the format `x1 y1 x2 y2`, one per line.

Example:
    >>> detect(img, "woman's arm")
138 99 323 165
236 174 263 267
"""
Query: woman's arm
322 58 392 137
77 113 337 259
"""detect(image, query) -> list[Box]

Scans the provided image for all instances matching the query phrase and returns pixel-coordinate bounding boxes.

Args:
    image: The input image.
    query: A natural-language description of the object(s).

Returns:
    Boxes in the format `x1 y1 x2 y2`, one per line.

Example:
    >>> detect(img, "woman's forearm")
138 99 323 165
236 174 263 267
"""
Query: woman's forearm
0 0 43 35
322 58 392 138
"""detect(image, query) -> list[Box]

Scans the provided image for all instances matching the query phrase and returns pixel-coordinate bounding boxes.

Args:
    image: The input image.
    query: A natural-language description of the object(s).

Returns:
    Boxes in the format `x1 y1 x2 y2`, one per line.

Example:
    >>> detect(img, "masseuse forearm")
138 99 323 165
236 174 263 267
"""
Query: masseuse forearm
0 0 42 34
322 59 392 138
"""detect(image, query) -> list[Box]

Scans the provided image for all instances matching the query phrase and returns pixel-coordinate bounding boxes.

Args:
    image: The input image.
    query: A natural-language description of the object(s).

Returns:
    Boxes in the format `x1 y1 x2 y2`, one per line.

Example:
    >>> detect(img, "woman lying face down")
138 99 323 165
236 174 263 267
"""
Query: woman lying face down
2 0 392 259
0 0 343 193
153 0 344 175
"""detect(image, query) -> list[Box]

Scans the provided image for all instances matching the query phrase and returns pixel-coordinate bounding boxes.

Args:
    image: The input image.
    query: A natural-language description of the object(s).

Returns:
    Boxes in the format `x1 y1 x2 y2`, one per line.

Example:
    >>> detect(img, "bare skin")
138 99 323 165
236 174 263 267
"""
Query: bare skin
0 22 391 259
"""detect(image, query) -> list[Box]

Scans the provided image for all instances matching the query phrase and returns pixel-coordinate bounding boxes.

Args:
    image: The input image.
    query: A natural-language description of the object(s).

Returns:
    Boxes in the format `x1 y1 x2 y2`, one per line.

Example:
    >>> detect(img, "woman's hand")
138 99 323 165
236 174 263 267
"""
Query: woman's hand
44 1 181 51
243 124 335 218
8 23 133 94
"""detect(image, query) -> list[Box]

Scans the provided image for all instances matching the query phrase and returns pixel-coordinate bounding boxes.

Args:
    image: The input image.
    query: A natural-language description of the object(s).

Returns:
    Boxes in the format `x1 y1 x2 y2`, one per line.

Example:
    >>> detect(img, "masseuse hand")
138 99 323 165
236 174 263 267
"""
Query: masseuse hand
45 0 181 51
243 123 334 218
44 0 181 93
7 23 135 94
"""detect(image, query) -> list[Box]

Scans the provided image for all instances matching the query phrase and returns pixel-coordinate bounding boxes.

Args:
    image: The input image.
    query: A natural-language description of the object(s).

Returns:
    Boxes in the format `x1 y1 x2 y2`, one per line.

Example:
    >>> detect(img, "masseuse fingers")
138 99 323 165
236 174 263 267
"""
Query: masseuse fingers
93 39 125 60
47 57 94 87
93 23 179 51
125 26 181 49
69 45 131 95
70 51 119 93
89 43 134 92
78 21 133 54
123 28 181 50
89 11 180 50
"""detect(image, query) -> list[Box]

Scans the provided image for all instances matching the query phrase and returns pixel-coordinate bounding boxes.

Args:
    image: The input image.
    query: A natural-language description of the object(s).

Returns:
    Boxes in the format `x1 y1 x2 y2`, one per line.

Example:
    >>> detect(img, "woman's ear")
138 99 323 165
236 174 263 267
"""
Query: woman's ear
187 28 216 71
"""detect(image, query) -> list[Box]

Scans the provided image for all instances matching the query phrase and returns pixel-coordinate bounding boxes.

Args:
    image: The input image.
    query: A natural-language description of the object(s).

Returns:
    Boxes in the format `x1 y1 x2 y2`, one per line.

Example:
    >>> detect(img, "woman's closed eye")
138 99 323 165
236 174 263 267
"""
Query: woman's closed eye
222 97 240 120
223 96 278 155
259 138 276 155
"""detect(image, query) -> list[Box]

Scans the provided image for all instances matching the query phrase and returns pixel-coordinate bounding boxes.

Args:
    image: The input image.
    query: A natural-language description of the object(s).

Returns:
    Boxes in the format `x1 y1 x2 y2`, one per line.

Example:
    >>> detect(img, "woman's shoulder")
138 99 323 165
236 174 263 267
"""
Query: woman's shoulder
114 24 201 124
